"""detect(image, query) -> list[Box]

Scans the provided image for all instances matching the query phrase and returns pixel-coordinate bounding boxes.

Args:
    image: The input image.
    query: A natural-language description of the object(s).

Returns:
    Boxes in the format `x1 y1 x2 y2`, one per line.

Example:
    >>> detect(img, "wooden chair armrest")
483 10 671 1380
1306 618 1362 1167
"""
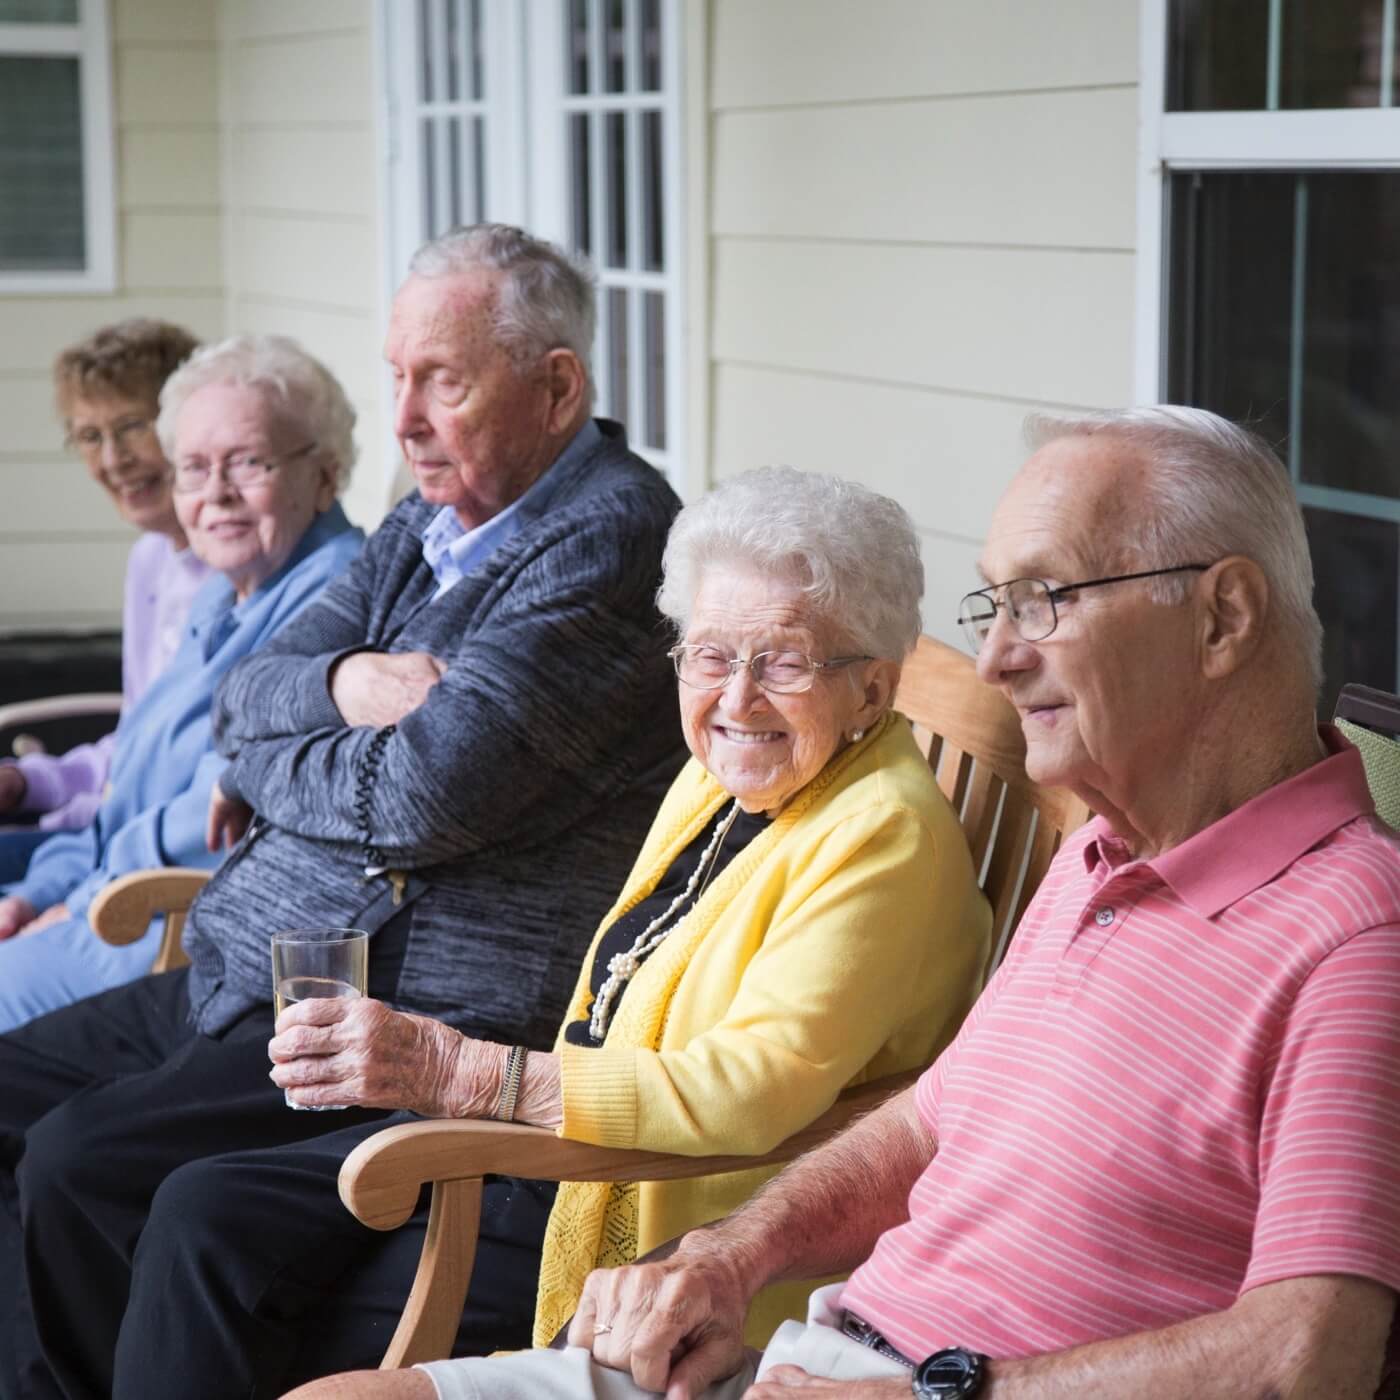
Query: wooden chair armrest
87 867 211 973
0 692 124 731
337 1069 918 1368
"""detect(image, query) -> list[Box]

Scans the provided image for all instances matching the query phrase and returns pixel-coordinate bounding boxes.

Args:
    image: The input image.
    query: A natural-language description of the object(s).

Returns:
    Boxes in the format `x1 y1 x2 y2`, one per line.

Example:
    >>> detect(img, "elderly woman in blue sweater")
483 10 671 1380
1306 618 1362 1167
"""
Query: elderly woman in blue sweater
0 335 364 1031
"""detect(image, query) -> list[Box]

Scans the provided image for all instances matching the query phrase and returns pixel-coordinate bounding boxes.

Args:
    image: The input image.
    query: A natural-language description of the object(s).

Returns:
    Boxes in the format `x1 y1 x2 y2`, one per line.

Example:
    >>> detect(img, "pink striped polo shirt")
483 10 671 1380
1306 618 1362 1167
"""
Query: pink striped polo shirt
841 731 1400 1363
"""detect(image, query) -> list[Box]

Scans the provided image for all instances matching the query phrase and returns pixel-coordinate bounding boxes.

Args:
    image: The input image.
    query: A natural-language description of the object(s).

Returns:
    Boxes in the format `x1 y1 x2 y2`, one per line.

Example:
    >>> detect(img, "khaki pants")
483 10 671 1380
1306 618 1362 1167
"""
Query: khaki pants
417 1286 910 1399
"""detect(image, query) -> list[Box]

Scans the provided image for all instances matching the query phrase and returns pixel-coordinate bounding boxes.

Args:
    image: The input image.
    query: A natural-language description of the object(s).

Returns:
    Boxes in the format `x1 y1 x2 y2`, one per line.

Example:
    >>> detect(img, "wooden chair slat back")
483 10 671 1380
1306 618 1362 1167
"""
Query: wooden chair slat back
894 635 1091 968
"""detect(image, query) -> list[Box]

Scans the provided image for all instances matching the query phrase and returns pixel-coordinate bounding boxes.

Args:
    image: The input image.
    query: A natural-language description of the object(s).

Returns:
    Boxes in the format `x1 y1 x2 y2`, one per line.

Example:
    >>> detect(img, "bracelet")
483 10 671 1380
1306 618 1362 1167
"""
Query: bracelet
494 1045 527 1122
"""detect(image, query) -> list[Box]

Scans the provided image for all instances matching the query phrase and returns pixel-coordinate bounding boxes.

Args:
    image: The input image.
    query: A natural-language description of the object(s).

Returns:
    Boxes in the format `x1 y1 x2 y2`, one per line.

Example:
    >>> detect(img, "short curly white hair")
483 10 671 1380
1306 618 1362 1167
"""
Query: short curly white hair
156 334 357 492
658 466 924 660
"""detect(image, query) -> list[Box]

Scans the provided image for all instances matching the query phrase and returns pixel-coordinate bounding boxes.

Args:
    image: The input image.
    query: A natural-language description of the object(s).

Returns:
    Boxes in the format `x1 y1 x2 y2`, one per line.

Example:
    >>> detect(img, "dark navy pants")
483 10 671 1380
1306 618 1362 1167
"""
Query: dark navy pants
0 968 553 1400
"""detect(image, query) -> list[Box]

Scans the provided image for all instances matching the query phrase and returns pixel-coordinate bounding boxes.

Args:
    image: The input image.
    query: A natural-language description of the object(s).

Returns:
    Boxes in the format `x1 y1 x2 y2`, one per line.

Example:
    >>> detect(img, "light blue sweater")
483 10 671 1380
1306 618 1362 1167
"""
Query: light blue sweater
7 504 363 920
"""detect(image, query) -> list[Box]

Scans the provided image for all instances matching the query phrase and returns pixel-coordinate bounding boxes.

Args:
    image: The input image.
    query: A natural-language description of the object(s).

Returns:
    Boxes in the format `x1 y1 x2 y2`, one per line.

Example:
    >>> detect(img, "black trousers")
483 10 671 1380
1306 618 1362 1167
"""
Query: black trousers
0 969 554 1400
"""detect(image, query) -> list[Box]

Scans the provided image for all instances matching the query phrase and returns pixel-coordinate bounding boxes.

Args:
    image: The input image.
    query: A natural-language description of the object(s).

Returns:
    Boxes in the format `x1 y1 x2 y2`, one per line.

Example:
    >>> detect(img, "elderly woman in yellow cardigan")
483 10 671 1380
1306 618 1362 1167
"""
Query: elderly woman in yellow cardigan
277 466 991 1396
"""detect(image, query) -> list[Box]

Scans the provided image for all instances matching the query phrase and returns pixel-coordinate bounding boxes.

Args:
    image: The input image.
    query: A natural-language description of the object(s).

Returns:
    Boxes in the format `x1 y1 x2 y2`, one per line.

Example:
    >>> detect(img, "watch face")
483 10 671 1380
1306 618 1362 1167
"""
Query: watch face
914 1348 985 1398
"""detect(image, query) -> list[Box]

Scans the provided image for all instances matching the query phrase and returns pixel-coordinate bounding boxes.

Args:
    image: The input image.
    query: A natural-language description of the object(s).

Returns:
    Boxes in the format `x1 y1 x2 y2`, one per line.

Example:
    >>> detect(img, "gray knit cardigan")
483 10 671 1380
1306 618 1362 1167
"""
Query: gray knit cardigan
184 421 686 1042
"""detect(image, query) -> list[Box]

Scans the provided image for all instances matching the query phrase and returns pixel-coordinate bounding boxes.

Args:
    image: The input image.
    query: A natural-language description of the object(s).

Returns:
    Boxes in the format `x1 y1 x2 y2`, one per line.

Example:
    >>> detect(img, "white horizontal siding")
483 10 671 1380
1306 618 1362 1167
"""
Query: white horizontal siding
703 0 1140 609
713 87 1137 250
710 0 1137 109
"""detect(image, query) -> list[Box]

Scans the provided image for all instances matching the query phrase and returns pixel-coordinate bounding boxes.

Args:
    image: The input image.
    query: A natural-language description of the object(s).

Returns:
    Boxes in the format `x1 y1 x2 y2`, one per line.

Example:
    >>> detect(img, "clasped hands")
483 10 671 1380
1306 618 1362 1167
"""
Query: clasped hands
329 649 446 730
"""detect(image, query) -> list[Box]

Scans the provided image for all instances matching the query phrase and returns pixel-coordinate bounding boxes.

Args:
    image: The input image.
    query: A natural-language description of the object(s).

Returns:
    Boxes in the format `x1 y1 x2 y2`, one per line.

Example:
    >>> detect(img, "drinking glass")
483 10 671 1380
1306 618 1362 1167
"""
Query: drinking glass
270 927 369 1111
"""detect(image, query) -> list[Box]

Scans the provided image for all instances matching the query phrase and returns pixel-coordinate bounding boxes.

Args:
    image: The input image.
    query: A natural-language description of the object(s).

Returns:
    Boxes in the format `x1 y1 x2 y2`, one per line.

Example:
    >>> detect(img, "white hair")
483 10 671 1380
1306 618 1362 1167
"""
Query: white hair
409 223 596 406
156 334 357 492
658 466 924 660
1025 405 1323 691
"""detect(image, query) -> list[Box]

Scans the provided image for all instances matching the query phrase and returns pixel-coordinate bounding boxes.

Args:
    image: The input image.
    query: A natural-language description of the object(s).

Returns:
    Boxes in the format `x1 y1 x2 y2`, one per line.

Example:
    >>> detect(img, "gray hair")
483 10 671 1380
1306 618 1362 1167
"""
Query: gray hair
1025 405 1323 690
658 466 924 660
156 334 357 492
409 223 596 405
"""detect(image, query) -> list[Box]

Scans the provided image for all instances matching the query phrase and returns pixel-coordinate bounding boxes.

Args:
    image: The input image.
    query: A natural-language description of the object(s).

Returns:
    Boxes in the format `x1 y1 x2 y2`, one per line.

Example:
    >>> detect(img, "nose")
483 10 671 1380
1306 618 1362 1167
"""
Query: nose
392 376 426 440
974 609 1039 687
98 432 129 475
717 661 769 713
198 461 239 503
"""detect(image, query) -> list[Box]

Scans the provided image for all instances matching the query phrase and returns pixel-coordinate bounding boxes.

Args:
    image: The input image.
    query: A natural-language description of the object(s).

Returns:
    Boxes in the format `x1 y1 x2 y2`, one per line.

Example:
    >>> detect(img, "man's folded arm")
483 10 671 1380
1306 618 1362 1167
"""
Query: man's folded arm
217 502 678 865
211 527 386 749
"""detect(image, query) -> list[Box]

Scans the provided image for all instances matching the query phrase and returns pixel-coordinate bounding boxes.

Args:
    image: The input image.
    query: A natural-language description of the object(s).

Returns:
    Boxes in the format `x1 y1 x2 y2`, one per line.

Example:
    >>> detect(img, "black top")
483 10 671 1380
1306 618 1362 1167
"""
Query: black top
563 802 771 1047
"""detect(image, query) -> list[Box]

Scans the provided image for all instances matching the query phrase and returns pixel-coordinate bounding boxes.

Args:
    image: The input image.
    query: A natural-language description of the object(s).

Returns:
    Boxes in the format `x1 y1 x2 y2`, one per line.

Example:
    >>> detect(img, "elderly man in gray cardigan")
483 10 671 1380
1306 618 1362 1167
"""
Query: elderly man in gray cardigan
0 226 687 1400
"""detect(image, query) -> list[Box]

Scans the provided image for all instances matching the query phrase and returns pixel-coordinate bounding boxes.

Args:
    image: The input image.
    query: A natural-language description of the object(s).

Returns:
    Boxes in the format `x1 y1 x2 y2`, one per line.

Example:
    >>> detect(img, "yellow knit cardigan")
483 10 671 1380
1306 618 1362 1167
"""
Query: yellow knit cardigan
532 711 991 1346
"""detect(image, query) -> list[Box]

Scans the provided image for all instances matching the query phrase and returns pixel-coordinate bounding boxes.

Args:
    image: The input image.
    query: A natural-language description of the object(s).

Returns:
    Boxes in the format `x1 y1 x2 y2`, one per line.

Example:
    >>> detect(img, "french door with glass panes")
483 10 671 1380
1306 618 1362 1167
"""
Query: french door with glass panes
378 0 684 483
1137 0 1400 710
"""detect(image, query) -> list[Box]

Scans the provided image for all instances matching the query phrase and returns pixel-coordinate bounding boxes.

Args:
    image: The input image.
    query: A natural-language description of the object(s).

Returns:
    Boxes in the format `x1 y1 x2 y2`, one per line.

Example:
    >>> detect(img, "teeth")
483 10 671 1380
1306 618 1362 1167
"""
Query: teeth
720 729 781 744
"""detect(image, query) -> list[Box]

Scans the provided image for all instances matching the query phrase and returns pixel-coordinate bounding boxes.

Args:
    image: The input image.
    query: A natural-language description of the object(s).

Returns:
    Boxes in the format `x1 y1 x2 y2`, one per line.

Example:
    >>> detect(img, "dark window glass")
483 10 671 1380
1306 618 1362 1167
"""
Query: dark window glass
0 56 85 271
1168 0 1397 109
1167 0 1269 110
643 291 666 450
1304 506 1398 711
1280 0 1393 108
1167 169 1400 705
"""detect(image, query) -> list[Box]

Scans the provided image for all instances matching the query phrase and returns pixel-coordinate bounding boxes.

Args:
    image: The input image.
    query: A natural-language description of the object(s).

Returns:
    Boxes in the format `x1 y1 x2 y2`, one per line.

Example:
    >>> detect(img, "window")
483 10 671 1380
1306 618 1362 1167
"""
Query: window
379 0 684 482
1139 0 1400 708
0 0 115 291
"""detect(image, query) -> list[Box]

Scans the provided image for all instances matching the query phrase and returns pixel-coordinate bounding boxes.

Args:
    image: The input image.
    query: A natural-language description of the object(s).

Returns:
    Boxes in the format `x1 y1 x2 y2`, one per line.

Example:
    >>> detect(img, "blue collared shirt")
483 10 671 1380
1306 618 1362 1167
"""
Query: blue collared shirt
419 420 602 599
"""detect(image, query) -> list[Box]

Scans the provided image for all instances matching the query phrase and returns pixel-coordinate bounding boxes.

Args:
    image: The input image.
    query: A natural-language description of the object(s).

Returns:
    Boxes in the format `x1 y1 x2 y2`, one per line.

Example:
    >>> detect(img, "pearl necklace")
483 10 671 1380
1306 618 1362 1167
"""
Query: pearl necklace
588 799 742 1041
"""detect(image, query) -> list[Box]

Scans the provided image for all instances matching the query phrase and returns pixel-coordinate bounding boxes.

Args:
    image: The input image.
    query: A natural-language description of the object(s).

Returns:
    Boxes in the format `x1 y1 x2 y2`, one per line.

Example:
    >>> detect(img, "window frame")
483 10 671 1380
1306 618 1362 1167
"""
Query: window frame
0 0 116 294
376 0 688 488
1136 0 1400 689
1135 0 1400 402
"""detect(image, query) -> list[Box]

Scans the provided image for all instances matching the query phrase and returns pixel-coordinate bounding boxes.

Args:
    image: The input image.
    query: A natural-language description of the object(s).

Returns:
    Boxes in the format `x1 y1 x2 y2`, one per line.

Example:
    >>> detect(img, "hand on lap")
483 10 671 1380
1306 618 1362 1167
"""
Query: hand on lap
567 1238 753 1399
0 894 38 940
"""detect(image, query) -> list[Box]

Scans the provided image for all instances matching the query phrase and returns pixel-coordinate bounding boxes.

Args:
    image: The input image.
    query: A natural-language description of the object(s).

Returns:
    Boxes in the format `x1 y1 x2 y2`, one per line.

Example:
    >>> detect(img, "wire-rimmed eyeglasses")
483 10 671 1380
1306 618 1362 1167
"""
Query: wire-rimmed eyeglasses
957 564 1212 654
668 644 871 695
172 442 318 494
65 417 158 460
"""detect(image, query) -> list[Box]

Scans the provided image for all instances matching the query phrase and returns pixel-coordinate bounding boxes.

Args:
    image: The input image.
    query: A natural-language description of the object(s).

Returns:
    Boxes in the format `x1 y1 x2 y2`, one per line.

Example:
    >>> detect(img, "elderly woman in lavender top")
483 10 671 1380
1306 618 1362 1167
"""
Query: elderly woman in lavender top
0 335 365 1031
0 320 211 881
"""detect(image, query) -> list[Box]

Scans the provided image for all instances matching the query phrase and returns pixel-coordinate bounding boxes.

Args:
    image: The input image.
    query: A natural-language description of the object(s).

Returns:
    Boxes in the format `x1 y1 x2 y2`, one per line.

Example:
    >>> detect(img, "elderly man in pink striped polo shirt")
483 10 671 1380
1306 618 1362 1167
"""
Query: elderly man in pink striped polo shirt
297 407 1400 1400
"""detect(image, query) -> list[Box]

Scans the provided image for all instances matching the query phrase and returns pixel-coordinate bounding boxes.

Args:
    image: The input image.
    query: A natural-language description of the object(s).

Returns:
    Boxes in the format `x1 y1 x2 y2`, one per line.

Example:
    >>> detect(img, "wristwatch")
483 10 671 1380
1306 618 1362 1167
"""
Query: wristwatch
912 1347 988 1398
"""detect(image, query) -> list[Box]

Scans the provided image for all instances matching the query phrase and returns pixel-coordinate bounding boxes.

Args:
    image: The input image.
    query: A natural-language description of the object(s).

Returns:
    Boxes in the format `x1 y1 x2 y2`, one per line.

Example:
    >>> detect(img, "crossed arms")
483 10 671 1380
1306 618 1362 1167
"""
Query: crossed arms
570 1086 1395 1400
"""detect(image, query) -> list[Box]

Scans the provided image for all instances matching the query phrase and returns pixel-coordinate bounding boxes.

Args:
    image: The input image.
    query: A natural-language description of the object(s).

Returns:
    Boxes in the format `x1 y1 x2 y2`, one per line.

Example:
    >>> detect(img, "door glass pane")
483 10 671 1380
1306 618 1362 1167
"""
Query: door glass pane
607 287 630 425
418 0 435 102
605 110 628 268
468 0 484 100
0 56 85 271
566 0 590 94
643 290 666 450
1167 169 1400 704
0 0 77 19
569 113 592 255
604 0 627 92
640 109 663 272
638 0 662 91
445 0 462 101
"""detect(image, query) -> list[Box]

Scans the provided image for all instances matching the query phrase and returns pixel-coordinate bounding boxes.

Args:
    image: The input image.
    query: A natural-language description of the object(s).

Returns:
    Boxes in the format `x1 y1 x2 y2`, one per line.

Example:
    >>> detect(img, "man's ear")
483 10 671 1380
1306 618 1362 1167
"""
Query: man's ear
541 348 588 433
1199 556 1269 679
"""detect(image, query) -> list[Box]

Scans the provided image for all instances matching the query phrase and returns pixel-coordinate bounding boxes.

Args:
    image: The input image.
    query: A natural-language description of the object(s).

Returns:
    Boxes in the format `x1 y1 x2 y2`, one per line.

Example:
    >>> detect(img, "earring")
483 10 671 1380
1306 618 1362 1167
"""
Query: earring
849 728 866 742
